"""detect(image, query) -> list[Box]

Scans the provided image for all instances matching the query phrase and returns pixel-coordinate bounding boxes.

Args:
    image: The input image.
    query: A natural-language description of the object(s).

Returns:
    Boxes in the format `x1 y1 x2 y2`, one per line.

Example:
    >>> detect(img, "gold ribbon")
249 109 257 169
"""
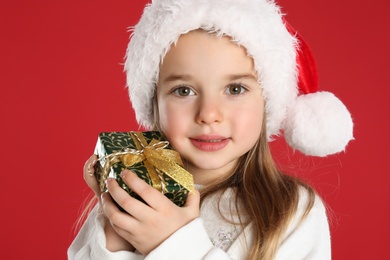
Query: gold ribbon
97 132 194 194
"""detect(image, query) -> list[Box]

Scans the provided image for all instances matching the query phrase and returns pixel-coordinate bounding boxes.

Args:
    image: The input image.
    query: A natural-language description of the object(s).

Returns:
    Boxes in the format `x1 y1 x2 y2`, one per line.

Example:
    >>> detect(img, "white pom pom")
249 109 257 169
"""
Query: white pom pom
283 91 354 157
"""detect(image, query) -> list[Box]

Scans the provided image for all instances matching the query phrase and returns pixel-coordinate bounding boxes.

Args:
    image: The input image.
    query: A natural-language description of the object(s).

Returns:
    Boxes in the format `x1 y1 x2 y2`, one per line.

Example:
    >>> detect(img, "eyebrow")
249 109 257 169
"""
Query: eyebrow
161 74 193 83
226 73 258 82
160 73 258 84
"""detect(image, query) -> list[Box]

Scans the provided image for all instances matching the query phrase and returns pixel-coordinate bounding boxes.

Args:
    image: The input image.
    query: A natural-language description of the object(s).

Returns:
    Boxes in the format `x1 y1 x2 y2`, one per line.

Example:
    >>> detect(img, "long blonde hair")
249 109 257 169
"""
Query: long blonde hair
153 95 316 259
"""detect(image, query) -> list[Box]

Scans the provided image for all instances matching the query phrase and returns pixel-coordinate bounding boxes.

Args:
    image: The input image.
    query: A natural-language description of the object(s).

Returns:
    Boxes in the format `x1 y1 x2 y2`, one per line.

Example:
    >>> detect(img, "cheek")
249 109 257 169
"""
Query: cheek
157 103 173 133
229 102 264 146
158 100 190 137
232 103 263 129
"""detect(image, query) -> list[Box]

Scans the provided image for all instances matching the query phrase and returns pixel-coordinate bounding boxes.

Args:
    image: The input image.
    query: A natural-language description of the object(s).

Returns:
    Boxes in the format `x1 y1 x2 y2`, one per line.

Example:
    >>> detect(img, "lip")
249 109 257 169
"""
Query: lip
189 135 230 152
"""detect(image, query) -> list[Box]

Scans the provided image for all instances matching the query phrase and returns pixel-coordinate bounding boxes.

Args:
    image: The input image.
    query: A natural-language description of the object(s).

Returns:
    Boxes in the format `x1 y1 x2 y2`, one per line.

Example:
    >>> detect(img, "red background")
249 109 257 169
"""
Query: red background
1 0 389 259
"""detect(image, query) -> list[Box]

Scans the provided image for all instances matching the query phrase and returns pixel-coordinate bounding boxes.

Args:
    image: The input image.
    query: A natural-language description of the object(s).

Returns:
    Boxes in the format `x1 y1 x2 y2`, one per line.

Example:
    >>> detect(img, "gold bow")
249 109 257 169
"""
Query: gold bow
97 132 194 194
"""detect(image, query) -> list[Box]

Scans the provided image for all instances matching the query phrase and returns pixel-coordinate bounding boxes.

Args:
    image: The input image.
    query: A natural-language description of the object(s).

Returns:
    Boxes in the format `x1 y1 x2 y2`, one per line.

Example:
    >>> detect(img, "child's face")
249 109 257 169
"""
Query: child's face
156 30 264 184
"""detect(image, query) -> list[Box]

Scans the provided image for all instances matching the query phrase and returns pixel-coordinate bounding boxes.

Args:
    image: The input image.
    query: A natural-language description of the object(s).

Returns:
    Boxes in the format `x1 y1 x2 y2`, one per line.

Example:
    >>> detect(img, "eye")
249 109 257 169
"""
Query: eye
172 86 195 96
226 84 246 95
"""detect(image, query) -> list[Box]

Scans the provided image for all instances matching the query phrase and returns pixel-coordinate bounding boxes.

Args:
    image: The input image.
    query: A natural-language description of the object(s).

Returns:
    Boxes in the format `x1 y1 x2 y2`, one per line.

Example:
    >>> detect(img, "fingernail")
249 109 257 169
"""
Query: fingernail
105 178 111 188
120 170 127 178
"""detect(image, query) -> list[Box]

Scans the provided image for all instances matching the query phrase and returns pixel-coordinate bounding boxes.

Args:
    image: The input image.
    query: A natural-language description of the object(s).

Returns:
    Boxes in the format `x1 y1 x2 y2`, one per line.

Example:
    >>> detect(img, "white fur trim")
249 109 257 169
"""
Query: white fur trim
284 92 354 156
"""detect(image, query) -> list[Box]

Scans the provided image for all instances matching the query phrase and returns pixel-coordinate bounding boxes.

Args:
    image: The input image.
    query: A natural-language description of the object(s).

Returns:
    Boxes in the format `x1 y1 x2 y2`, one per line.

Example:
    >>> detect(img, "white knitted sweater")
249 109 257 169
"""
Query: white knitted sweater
68 188 330 260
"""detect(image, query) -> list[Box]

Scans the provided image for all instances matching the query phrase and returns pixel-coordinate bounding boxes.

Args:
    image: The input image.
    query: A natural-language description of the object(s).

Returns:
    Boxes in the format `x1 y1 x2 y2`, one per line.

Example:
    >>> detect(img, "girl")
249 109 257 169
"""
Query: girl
68 0 353 259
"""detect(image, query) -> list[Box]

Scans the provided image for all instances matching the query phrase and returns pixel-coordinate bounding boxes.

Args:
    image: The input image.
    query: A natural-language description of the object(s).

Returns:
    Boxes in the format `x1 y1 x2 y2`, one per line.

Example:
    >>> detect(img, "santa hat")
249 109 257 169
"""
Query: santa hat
124 0 353 157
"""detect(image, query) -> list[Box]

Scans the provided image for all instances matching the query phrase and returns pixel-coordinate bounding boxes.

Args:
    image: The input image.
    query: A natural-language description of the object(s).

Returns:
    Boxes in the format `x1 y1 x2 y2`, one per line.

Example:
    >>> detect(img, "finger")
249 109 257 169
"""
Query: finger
184 189 200 209
120 170 173 210
182 189 200 219
83 154 100 196
106 177 154 219
101 191 138 232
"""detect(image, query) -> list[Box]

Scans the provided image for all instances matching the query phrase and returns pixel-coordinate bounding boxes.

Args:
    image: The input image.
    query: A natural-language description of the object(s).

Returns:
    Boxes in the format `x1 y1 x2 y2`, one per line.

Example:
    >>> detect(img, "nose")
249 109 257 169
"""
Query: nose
195 96 223 125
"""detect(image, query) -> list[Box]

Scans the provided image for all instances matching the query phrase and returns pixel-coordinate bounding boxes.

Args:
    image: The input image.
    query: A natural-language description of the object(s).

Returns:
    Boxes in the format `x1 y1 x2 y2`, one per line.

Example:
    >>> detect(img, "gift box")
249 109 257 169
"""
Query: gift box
93 131 194 207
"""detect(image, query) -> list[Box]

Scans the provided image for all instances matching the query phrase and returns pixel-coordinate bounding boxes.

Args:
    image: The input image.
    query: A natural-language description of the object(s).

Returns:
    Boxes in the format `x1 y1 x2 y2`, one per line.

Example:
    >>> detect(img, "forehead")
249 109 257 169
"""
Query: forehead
159 30 256 77
166 29 248 58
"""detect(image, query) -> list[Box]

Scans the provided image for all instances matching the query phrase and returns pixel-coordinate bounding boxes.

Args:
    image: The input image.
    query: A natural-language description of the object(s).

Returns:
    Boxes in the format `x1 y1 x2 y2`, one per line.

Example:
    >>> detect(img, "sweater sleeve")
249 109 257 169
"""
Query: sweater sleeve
68 205 231 260
275 192 331 260
145 218 231 260
67 205 143 260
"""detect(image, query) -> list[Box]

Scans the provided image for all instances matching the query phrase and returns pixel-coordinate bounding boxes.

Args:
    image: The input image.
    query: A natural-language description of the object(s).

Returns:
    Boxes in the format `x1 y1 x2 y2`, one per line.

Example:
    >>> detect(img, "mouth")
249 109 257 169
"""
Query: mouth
193 139 224 142
189 135 230 151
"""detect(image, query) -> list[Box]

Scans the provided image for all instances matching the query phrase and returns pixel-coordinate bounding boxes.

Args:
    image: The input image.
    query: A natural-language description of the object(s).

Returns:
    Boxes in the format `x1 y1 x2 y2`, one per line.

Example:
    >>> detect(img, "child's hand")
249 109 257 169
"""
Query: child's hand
101 169 200 256
83 155 101 197
83 155 134 252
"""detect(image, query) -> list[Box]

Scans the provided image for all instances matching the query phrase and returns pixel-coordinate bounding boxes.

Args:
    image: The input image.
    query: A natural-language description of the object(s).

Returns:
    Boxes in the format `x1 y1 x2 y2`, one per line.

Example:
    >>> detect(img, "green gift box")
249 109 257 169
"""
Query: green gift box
93 131 194 207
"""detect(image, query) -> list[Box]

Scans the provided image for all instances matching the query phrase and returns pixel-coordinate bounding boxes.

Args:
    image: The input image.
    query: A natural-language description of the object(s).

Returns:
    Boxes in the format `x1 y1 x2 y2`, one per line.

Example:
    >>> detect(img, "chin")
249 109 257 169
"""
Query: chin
186 157 238 173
